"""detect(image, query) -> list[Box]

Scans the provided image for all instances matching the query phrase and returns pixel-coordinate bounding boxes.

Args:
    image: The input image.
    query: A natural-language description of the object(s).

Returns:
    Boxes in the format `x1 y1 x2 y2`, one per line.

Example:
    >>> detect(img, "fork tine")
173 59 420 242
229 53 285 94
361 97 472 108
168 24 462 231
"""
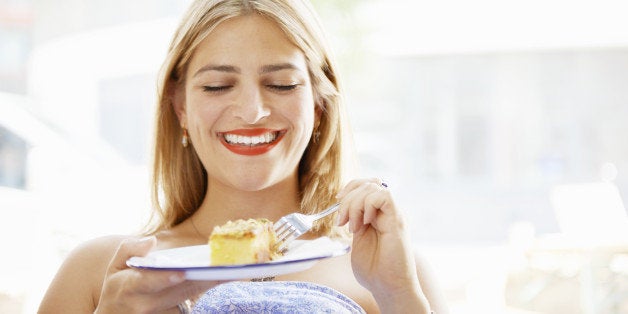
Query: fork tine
275 223 296 243
273 220 288 236
273 220 302 253
274 235 289 253
273 211 316 252
275 232 298 252
273 219 293 239
276 240 289 253
273 217 288 231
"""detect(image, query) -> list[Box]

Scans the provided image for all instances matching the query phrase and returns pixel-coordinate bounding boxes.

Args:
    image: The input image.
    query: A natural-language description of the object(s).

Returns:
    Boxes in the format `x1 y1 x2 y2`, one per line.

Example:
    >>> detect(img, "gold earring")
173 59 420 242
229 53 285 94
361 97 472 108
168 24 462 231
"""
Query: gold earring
182 128 189 147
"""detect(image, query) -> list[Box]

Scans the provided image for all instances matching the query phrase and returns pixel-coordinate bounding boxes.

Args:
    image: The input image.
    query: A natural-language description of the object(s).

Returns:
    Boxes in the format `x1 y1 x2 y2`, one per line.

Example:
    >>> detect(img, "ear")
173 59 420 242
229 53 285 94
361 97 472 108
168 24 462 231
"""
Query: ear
314 100 323 129
169 80 187 126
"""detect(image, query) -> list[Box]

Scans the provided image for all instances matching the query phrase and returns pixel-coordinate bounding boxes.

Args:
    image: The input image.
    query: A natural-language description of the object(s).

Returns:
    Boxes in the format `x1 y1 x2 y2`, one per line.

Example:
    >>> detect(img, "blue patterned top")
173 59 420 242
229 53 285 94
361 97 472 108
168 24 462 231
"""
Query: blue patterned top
192 281 366 313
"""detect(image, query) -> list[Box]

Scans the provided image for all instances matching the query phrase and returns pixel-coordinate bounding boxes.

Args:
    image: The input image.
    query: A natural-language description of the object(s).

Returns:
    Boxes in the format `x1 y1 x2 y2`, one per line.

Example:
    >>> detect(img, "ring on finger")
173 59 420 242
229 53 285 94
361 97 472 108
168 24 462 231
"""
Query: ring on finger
379 179 389 188
177 299 193 314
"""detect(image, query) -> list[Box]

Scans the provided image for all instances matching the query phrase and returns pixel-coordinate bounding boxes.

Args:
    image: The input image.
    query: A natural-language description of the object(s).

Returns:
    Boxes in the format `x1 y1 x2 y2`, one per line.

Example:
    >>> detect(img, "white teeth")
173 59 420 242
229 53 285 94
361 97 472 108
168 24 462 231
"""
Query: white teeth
224 132 278 145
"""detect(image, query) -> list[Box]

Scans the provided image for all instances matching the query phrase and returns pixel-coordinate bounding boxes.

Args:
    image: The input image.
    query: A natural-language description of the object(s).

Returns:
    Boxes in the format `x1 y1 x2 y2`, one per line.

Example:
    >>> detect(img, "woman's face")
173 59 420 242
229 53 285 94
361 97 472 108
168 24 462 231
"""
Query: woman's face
179 14 316 191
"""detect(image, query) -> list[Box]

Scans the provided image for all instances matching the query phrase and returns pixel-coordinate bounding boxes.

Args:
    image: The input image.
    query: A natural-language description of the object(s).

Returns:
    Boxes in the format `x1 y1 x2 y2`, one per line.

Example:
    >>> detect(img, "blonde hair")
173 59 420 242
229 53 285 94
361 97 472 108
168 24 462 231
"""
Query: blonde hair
147 0 347 236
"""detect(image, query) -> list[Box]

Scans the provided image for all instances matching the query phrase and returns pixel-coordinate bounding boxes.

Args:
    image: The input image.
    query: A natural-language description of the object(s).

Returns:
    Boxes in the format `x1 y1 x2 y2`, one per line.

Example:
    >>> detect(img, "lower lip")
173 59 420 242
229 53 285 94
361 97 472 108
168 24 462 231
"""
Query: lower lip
220 133 285 156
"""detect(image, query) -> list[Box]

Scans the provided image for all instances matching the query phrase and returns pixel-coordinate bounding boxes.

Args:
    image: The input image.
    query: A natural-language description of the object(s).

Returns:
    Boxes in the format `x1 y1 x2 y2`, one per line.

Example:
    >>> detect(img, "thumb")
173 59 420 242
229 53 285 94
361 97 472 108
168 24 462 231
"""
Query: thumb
109 236 156 272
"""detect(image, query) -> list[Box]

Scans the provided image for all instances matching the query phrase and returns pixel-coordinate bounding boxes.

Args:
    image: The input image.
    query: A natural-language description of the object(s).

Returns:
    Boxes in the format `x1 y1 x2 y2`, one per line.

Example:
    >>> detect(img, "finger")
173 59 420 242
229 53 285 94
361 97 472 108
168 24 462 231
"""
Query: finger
366 183 395 215
342 182 391 230
348 203 363 233
130 269 187 294
109 236 187 295
109 236 156 272
336 178 380 199
343 184 372 232
353 182 386 230
336 180 376 228
336 204 350 227
336 178 380 226
362 191 382 226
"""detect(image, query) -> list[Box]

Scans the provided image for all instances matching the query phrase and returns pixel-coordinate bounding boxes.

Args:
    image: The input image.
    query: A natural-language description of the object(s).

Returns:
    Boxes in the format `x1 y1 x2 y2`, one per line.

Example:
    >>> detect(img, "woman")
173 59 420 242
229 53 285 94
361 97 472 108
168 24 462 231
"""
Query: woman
39 0 446 313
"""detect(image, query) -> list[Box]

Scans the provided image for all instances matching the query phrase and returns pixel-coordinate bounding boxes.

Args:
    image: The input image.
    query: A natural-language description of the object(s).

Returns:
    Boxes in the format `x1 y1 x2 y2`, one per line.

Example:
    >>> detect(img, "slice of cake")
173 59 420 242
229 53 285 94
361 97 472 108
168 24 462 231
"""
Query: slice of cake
209 218 280 266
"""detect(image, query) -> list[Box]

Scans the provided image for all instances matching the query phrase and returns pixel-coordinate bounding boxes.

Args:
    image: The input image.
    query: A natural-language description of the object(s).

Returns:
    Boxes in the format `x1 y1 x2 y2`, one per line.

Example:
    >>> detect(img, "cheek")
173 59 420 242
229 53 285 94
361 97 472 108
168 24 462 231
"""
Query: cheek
186 94 223 125
289 96 316 133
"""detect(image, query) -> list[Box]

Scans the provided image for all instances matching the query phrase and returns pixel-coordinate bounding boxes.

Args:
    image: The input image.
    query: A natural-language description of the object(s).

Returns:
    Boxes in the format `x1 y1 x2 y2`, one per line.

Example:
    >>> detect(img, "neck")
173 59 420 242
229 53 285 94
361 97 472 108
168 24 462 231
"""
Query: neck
190 175 300 236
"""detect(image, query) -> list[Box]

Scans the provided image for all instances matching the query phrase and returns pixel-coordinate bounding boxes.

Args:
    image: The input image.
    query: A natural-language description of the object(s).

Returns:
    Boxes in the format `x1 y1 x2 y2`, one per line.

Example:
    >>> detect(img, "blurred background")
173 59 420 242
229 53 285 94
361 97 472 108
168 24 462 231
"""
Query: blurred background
1 0 628 313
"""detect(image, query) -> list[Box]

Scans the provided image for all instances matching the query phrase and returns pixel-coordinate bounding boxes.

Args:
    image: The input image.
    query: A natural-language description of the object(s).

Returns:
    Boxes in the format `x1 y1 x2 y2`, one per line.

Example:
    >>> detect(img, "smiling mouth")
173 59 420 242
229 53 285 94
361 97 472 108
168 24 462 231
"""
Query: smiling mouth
222 131 281 146
218 129 286 156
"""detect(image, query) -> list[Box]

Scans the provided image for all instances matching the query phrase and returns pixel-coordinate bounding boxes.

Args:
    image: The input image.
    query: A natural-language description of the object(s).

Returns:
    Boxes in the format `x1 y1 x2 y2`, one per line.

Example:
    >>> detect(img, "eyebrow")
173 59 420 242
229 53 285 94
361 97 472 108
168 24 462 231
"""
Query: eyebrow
192 63 302 78
259 63 301 74
193 65 240 77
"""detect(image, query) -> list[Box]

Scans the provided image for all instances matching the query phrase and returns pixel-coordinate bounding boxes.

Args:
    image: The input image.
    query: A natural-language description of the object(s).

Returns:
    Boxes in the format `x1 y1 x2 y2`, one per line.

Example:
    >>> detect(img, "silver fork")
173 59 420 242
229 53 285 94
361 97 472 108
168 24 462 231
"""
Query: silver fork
273 202 340 253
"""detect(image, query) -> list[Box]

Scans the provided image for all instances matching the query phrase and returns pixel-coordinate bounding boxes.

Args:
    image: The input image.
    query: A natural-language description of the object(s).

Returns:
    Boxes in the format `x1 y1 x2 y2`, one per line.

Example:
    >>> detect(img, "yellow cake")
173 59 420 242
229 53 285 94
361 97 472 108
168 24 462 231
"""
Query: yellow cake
209 218 280 266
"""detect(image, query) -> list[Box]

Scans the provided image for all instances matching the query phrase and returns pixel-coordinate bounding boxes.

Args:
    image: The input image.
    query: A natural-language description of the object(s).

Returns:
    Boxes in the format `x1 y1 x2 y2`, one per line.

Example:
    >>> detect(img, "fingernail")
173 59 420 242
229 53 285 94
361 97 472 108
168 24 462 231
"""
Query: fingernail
170 273 185 284
138 236 155 243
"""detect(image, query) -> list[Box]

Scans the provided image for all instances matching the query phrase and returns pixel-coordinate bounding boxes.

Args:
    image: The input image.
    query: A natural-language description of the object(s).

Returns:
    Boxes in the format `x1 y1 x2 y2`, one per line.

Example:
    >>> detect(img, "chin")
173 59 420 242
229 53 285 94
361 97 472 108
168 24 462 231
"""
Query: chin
213 163 296 193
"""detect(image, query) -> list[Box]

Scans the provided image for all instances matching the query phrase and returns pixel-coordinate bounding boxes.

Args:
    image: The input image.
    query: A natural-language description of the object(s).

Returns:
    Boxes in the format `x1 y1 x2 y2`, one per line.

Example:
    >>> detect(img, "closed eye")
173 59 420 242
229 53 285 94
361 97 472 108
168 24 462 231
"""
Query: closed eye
268 84 299 92
202 85 232 93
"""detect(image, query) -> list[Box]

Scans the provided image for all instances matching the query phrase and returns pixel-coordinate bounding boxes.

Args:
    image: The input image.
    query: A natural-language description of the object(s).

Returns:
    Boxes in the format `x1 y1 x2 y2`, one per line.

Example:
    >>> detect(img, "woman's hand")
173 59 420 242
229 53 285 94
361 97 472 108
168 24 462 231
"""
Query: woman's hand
94 236 219 314
336 178 431 313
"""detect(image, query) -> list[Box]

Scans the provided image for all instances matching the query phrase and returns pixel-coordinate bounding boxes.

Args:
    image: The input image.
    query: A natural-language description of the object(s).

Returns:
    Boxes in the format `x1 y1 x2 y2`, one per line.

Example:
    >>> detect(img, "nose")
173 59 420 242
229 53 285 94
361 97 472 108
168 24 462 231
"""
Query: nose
232 86 270 124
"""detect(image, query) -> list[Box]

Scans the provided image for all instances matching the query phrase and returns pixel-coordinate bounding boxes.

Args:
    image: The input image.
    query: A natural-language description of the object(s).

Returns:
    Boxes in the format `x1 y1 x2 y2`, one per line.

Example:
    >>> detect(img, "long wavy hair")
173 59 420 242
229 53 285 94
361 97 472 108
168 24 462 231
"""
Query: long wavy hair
146 0 348 236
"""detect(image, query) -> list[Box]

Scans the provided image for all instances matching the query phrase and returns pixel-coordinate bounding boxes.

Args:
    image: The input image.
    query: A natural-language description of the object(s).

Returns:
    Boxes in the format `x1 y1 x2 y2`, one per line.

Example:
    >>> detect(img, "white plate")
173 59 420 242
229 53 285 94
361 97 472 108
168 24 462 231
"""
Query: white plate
126 237 350 280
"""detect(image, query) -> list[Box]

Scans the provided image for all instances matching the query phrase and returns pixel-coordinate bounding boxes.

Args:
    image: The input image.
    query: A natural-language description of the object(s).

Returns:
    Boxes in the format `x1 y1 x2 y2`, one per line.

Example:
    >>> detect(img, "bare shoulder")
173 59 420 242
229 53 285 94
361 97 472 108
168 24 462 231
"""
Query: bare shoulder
414 250 450 314
76 234 134 257
62 235 136 274
38 235 136 313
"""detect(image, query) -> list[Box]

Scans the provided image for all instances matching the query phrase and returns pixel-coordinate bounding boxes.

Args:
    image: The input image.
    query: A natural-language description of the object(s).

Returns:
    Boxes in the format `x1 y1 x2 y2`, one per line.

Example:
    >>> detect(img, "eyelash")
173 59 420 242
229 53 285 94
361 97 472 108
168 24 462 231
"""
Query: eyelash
268 84 299 91
201 84 299 93
202 85 232 93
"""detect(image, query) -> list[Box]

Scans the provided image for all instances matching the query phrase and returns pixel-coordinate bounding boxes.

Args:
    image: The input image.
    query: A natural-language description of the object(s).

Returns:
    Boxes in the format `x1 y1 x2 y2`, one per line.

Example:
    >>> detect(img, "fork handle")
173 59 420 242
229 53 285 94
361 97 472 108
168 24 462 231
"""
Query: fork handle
312 202 341 220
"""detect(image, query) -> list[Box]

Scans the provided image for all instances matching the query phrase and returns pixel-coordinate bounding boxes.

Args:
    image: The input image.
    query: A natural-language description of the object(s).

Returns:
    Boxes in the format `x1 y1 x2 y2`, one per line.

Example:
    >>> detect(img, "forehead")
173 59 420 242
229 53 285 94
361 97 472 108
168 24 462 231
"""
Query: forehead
187 14 308 74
